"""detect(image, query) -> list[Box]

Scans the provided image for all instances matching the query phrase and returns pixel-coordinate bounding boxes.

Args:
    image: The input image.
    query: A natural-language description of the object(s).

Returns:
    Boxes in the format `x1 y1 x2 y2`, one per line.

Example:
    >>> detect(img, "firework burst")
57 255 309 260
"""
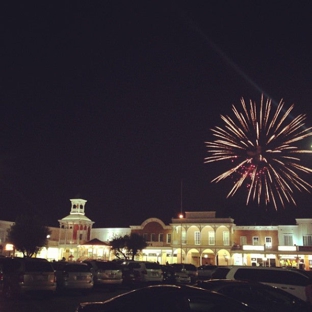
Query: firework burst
205 95 312 210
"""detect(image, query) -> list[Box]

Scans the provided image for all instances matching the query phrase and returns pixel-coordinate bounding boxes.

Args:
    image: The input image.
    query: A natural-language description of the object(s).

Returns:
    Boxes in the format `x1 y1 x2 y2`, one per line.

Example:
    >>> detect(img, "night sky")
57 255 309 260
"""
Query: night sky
2 1 312 228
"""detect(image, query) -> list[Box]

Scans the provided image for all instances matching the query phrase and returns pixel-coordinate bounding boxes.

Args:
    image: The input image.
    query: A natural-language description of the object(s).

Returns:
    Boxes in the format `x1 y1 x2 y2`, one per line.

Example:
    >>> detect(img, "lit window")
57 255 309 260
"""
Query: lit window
303 235 312 246
151 233 156 242
252 236 259 245
240 236 247 245
5 244 14 251
265 237 272 249
194 231 201 245
167 234 172 243
223 231 229 246
181 230 186 244
208 231 215 245
159 233 164 242
284 235 293 246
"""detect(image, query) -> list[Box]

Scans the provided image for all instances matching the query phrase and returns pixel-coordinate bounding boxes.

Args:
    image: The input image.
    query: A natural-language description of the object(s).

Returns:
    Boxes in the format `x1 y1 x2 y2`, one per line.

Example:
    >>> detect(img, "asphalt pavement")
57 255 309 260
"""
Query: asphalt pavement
0 286 129 312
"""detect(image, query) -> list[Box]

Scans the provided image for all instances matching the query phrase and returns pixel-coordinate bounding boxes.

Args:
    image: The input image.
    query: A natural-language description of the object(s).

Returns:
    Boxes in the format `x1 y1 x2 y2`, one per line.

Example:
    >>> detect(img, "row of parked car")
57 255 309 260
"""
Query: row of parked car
76 281 312 312
75 263 312 311
2 255 312 308
201 264 312 302
0 256 198 299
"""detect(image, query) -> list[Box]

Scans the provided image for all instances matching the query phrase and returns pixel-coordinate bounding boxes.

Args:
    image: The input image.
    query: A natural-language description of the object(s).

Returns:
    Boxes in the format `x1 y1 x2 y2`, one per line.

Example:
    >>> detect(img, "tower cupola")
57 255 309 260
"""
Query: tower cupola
70 198 87 215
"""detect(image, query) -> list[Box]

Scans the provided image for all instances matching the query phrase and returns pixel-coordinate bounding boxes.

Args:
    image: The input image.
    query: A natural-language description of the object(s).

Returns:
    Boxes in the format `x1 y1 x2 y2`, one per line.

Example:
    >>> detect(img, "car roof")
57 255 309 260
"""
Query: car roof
225 265 312 276
225 266 284 270
198 279 268 286
14 257 49 261
171 263 197 268
77 284 256 312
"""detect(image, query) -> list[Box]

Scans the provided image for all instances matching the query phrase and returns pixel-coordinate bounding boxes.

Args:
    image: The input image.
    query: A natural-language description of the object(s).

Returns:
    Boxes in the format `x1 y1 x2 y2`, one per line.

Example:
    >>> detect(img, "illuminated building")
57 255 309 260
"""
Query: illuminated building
1 198 312 269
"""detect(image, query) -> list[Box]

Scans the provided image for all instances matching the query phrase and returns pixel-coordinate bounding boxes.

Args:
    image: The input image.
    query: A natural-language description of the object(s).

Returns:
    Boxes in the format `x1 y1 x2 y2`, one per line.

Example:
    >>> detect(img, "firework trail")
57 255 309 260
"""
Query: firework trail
205 95 312 210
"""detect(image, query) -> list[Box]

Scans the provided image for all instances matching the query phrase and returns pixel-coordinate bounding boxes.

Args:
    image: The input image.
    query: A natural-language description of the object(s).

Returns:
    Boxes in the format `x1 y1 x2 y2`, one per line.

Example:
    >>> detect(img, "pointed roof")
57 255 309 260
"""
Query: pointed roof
82 238 110 246
60 214 92 222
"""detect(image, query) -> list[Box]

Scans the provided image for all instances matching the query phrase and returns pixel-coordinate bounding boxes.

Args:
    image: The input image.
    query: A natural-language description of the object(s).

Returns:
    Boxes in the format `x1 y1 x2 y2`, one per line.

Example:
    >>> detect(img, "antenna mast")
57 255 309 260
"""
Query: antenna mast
180 179 183 214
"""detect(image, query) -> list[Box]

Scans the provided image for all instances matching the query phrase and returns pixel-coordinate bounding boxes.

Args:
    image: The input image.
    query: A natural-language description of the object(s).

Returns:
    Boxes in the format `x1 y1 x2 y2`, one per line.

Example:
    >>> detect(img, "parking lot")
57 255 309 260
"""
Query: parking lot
0 286 129 312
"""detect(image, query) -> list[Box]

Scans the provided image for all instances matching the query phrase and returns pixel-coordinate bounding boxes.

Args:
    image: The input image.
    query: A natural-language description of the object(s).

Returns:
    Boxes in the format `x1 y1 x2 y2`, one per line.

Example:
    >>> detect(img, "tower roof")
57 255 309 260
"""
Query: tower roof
59 214 92 223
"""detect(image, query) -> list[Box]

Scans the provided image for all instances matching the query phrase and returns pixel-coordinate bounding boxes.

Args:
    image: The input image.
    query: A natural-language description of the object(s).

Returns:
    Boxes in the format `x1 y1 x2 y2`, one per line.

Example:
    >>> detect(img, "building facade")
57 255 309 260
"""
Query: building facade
130 217 173 263
231 225 279 266
170 211 234 266
57 198 94 261
1 197 312 269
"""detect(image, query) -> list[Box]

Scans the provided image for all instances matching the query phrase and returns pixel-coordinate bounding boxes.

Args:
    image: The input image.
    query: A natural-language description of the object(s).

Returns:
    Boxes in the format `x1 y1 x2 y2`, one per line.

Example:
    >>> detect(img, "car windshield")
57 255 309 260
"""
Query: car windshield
64 264 90 272
198 265 217 270
127 262 141 269
95 262 120 270
211 267 230 278
172 264 196 271
52 262 67 270
24 260 54 272
145 262 161 269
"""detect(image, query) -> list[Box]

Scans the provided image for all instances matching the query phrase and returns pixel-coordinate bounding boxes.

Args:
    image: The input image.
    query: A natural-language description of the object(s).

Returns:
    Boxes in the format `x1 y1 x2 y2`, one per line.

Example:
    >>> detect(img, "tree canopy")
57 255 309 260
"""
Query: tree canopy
7 214 51 258
110 233 147 260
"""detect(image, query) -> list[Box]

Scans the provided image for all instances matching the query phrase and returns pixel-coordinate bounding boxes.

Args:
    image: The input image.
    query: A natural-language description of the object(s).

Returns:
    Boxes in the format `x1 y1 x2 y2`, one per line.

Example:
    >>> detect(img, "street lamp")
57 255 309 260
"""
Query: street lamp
179 213 184 263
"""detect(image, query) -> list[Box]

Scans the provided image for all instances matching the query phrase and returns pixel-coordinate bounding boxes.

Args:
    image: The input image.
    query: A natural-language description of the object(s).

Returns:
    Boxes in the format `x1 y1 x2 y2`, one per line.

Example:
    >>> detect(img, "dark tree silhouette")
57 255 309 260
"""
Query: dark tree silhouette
110 233 147 260
126 233 148 260
7 214 51 258
109 235 128 259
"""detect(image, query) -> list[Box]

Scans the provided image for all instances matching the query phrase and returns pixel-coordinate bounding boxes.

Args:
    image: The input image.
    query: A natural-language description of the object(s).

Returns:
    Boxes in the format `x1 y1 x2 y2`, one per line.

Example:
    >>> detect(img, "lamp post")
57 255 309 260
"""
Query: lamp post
179 213 184 263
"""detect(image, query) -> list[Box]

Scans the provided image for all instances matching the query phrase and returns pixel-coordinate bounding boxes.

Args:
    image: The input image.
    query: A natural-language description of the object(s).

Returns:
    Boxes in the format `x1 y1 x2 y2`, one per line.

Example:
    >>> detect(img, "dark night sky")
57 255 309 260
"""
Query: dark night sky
2 1 312 227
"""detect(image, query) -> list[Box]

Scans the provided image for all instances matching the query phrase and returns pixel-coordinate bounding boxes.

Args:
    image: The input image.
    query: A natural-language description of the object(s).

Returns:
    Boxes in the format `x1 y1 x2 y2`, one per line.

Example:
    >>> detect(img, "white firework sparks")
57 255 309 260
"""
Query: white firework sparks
205 95 312 209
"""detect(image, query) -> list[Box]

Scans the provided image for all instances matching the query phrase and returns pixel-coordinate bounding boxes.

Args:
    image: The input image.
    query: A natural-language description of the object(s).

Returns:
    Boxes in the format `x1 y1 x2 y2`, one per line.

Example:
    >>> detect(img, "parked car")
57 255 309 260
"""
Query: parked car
196 279 311 311
75 284 258 312
120 264 142 287
83 260 123 288
287 268 312 278
161 265 191 284
52 261 93 293
197 264 218 280
0 257 6 294
211 265 312 302
0 257 14 296
0 257 56 299
170 263 198 283
210 266 232 279
119 261 163 285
